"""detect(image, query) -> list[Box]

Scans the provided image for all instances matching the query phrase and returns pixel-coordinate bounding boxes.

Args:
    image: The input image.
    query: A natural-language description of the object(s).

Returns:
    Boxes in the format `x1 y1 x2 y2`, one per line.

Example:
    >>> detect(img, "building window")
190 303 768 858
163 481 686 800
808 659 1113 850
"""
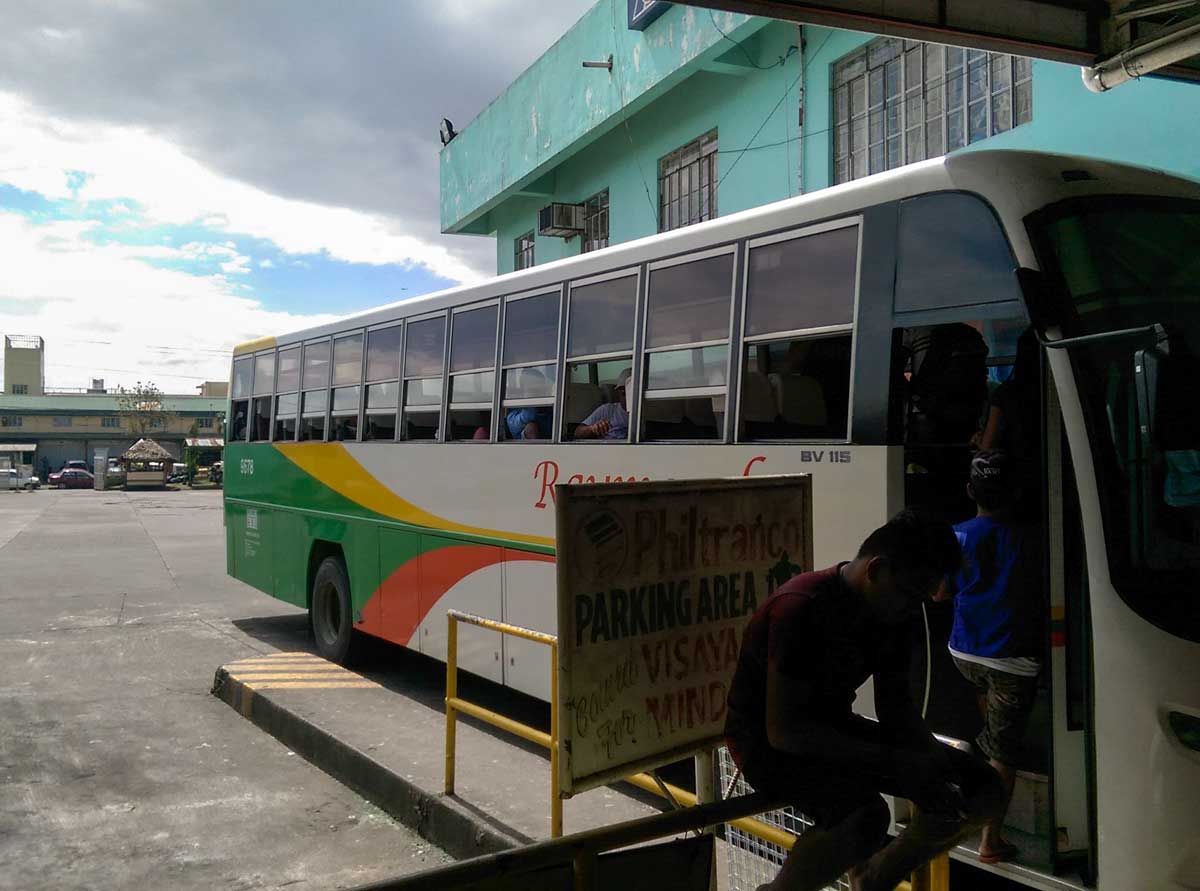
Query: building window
515 231 535 270
197 416 214 429
101 416 120 429
832 38 1033 184
53 416 72 428
0 415 22 427
582 190 609 253
659 130 718 233
11 384 28 395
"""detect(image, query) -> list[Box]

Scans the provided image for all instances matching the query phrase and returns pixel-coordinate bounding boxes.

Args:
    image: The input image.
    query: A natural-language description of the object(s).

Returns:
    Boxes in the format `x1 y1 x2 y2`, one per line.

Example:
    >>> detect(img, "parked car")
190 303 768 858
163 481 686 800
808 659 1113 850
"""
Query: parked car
48 468 95 489
64 459 90 472
3 469 40 490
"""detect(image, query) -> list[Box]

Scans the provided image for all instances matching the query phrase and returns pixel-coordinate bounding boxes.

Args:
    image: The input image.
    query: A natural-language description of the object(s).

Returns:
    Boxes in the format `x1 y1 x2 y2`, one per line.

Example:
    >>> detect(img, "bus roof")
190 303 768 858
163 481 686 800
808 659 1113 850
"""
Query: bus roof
232 149 1200 357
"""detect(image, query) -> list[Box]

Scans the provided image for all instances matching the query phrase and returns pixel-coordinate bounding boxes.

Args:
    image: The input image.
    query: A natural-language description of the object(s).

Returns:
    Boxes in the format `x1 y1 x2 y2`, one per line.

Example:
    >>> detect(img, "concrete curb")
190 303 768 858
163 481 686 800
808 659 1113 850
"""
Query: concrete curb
210 666 528 861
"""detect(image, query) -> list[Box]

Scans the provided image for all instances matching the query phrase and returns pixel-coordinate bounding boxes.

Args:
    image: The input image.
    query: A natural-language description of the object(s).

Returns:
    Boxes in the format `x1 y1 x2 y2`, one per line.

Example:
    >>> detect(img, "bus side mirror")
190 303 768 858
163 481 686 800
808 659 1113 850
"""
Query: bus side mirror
1015 267 1062 332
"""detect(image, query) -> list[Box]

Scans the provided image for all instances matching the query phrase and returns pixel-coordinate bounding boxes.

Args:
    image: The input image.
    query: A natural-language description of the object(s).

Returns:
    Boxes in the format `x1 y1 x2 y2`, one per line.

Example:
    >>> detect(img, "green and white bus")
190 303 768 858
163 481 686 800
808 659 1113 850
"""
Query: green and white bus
226 150 1200 891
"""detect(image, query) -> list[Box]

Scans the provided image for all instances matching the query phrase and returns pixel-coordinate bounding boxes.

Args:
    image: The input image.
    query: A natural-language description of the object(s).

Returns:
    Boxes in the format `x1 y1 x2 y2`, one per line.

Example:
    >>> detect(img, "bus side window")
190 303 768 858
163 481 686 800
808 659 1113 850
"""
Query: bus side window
447 304 498 442
402 315 446 442
500 291 559 442
563 273 638 442
739 223 857 442
640 251 734 442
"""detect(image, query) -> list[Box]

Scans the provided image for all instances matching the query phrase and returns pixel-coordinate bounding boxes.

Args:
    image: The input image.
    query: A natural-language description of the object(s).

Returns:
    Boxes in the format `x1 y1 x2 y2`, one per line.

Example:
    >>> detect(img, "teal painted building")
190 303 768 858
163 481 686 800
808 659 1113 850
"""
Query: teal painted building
440 1 1200 274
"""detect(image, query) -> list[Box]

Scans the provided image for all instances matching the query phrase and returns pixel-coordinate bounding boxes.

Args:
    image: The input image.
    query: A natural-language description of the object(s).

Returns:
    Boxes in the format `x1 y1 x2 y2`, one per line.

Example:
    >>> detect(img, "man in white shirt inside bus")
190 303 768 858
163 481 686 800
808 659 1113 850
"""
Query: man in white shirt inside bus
573 368 631 440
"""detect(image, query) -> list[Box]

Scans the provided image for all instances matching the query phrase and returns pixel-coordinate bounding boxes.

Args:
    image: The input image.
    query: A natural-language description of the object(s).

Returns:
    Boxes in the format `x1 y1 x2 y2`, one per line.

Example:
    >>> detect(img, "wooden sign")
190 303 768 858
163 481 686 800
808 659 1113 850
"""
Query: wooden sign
556 475 813 795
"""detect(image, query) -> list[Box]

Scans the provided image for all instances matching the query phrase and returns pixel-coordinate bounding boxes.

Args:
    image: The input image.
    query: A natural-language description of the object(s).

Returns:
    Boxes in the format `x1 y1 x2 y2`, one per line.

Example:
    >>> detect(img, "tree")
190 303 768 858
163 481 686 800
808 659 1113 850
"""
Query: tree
184 420 200 486
116 381 175 438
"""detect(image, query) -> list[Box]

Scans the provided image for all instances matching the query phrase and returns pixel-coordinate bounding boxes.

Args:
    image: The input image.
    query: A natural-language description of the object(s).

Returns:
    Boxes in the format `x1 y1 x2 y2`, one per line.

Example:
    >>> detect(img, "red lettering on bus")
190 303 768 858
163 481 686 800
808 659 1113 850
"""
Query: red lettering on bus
534 460 559 509
742 455 767 476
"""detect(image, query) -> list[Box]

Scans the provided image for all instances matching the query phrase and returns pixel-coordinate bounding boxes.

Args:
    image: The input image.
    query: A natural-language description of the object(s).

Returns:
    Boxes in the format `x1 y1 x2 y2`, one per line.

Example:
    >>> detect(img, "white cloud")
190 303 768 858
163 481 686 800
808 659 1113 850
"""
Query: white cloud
0 210 335 389
0 92 487 284
258 258 274 268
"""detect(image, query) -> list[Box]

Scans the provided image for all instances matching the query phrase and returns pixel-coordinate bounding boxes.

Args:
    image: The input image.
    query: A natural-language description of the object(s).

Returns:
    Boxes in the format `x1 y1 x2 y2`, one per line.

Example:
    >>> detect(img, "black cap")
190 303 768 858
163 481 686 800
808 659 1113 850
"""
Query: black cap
970 449 1014 508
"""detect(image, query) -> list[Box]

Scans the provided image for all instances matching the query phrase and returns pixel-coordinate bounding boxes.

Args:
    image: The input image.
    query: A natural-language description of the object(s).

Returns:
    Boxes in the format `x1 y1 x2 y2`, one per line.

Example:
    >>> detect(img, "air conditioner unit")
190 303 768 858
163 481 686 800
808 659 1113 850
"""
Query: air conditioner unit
538 202 585 238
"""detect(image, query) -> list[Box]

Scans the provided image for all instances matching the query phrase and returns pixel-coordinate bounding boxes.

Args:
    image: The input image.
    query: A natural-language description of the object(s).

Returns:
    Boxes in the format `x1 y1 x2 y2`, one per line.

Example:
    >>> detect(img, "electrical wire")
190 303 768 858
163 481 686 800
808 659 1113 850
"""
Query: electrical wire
707 10 793 70
715 30 833 193
608 2 660 227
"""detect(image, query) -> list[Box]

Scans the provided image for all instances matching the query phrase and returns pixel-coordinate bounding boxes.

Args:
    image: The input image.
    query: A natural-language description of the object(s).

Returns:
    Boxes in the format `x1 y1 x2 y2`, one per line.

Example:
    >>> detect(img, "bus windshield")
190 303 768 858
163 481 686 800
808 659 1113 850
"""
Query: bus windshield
1030 196 1200 642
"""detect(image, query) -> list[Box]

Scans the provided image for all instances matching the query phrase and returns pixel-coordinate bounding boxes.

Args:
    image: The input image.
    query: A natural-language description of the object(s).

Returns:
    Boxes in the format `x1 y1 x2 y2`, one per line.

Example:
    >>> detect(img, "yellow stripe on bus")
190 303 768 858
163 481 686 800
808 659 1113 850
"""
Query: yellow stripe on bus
233 335 277 356
275 442 555 549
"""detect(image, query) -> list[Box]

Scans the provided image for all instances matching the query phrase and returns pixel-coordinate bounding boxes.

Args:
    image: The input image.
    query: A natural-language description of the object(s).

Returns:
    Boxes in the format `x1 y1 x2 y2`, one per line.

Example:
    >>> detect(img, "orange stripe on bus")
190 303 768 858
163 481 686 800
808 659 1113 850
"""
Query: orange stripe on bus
356 545 554 647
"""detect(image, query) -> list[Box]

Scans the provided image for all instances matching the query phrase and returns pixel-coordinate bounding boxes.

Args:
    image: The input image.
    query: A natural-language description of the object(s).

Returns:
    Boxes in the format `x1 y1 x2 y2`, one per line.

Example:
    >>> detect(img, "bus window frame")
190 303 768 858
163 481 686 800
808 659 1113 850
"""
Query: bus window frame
638 244 739 444
271 344 301 442
500 285 563 443
249 347 275 442
364 319 404 443
735 216 863 445
230 355 253 442
563 267 641 444
447 299 500 443
328 329 366 443
402 309 448 443
301 336 332 443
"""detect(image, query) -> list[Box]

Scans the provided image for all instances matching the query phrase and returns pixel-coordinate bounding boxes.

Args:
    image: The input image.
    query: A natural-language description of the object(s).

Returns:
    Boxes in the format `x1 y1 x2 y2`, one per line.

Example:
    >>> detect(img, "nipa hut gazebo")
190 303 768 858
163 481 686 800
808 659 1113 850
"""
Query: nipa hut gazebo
121 438 174 490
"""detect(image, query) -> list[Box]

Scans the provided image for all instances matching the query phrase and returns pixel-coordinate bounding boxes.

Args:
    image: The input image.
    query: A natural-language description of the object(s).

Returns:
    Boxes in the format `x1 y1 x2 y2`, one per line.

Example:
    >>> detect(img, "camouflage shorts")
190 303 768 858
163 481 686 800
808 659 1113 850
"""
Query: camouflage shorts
953 656 1038 766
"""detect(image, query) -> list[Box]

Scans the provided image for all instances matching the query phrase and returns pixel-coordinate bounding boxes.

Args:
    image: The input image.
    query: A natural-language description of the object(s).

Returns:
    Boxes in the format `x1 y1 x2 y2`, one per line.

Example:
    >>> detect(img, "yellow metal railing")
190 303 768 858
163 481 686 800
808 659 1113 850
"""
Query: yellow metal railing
444 609 563 836
443 608 948 889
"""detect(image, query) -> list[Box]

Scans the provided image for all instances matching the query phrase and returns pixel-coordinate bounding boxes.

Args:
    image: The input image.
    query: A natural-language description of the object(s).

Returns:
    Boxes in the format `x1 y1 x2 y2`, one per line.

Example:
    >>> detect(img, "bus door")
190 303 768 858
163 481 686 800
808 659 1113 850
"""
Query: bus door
1044 374 1096 880
889 312 1070 874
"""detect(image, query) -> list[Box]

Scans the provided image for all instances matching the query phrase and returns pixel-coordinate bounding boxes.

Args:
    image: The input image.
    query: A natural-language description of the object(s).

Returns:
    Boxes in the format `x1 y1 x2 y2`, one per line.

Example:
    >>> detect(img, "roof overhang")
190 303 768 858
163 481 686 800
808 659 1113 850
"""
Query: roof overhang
678 0 1200 81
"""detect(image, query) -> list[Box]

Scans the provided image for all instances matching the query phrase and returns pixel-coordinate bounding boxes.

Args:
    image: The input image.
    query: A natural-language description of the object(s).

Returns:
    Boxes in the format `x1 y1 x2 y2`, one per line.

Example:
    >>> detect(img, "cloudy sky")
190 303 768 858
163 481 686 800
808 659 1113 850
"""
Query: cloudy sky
0 0 595 391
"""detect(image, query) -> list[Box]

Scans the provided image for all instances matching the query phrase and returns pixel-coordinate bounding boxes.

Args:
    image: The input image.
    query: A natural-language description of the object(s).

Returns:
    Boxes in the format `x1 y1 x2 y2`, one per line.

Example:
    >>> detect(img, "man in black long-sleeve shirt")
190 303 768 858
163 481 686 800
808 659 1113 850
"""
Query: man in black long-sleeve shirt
726 510 1004 891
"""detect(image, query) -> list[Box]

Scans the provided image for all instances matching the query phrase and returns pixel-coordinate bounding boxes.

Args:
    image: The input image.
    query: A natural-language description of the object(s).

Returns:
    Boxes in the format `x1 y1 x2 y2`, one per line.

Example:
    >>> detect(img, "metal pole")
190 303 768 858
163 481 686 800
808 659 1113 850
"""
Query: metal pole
550 640 562 838
693 749 716 835
444 614 458 795
573 851 597 891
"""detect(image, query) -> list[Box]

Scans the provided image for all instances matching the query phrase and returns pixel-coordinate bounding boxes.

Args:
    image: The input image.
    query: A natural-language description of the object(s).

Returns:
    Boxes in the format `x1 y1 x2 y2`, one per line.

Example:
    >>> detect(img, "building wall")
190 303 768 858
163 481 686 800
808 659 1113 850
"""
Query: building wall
440 1 762 236
800 26 1200 191
491 20 805 273
462 11 1200 276
3 340 45 396
0 414 211 436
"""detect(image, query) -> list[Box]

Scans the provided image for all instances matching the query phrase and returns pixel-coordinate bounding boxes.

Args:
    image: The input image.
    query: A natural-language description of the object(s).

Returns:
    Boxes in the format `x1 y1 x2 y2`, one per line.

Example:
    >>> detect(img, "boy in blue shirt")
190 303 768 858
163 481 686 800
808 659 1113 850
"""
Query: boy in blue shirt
947 450 1042 864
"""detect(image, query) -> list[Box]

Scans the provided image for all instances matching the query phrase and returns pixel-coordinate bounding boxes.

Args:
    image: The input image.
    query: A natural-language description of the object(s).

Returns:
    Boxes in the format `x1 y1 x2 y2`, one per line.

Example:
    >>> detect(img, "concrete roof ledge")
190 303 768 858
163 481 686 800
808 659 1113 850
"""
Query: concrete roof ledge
439 1 766 234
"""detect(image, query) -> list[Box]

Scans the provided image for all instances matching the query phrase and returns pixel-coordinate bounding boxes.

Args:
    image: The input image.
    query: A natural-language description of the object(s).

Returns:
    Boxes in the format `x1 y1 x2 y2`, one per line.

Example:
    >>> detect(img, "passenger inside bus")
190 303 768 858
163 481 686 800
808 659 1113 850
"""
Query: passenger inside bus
503 366 553 440
892 318 1053 868
939 450 1043 865
570 366 631 440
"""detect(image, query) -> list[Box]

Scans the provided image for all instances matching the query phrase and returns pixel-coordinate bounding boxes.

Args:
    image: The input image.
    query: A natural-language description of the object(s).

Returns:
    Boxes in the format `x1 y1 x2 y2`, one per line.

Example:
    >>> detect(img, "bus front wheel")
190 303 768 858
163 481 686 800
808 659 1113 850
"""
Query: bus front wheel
311 557 354 664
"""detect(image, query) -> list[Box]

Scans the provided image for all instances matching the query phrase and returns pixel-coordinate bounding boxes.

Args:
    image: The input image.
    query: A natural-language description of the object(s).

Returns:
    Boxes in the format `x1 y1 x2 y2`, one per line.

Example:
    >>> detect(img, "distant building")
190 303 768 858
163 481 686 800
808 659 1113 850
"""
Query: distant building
198 381 229 398
0 335 225 471
4 335 45 396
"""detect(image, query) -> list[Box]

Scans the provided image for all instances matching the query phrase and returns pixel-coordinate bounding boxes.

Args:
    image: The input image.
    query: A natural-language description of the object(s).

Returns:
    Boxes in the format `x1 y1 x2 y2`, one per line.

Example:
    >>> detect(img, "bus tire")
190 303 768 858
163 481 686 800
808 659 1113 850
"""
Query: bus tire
311 557 354 664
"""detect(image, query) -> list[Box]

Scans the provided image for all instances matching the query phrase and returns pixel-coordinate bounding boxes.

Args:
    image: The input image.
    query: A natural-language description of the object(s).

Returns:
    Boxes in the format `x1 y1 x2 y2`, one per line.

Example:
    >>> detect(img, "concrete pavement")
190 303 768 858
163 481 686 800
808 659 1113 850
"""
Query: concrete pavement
0 488 450 890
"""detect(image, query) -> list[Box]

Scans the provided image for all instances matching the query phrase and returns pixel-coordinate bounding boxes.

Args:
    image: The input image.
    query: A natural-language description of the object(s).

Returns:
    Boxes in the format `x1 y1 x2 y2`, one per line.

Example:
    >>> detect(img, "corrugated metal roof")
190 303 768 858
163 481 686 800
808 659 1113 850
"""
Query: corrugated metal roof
0 444 36 452
185 437 224 448
0 394 224 413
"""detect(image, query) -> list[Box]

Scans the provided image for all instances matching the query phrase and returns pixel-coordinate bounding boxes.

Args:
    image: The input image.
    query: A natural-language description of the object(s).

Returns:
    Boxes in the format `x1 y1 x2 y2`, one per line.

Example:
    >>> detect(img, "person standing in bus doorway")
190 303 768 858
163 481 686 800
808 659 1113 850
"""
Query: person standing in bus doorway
943 450 1043 864
573 367 631 440
725 511 1005 891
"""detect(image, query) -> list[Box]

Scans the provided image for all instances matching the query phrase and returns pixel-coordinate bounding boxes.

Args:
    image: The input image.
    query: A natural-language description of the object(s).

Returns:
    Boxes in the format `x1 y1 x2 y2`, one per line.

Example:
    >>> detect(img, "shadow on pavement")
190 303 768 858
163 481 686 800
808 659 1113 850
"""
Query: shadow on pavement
229 615 694 798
